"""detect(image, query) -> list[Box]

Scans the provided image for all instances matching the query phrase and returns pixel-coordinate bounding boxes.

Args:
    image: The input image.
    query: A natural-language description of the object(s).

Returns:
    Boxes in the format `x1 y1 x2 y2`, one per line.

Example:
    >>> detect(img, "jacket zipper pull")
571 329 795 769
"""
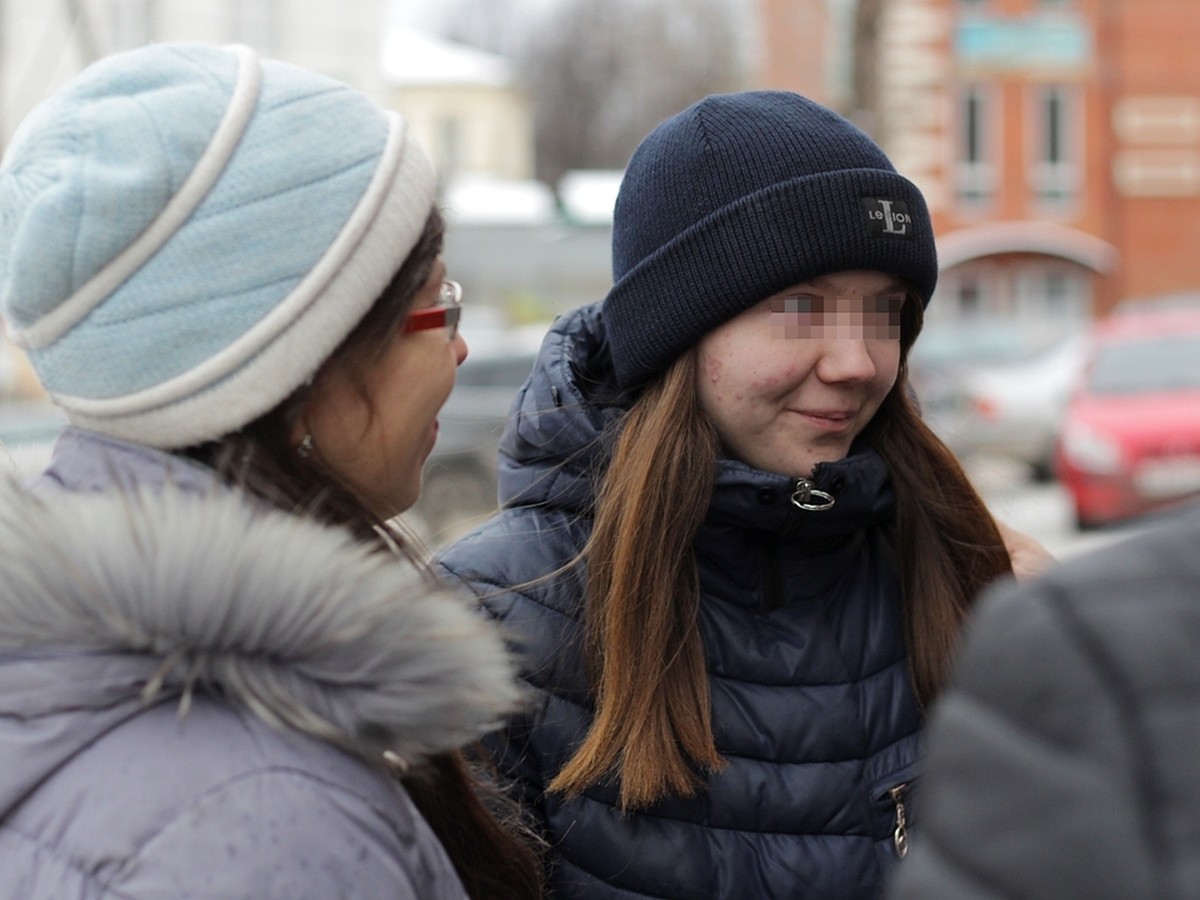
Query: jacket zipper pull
889 783 909 859
790 477 836 511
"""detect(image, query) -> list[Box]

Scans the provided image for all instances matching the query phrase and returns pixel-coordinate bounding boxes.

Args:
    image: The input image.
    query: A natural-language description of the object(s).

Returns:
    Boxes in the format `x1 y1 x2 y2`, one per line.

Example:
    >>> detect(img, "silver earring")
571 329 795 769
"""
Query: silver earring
297 433 315 459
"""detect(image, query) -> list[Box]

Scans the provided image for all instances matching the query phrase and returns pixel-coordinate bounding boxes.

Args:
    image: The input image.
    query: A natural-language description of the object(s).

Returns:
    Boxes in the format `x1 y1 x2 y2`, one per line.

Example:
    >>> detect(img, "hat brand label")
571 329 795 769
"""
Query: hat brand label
862 198 913 238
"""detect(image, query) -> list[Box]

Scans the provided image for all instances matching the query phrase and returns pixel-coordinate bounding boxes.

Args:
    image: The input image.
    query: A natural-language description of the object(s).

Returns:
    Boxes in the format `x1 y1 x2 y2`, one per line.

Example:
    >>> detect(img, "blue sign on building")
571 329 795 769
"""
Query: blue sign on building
956 14 1093 69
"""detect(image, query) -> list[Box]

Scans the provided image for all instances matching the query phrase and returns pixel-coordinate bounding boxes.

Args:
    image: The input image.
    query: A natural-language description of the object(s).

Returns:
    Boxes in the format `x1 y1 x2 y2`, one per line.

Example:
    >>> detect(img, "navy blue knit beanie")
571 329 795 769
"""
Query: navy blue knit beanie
603 90 938 391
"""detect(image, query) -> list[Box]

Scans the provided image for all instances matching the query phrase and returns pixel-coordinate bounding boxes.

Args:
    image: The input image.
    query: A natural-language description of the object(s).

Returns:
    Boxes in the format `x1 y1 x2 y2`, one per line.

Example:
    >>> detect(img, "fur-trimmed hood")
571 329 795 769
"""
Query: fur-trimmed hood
0 474 520 820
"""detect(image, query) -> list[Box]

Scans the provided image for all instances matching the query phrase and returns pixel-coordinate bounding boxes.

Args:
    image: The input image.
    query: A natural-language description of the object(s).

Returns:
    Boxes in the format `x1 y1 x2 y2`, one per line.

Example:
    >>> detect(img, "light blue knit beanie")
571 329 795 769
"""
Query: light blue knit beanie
0 42 437 448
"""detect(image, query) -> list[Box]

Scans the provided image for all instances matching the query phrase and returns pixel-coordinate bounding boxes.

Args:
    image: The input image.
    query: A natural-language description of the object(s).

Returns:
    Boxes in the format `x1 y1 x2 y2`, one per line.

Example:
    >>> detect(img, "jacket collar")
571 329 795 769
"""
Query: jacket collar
709 450 895 540
31 425 216 494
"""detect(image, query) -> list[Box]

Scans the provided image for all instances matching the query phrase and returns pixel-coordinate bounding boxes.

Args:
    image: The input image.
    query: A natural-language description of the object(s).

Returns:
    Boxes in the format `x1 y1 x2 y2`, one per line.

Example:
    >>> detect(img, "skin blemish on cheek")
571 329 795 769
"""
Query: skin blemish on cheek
700 353 724 385
752 357 802 392
752 373 783 393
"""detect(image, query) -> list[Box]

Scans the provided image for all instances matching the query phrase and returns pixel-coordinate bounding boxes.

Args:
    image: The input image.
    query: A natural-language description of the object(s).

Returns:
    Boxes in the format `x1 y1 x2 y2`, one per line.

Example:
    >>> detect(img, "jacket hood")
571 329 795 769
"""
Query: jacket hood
497 302 895 536
497 302 625 512
0 476 520 819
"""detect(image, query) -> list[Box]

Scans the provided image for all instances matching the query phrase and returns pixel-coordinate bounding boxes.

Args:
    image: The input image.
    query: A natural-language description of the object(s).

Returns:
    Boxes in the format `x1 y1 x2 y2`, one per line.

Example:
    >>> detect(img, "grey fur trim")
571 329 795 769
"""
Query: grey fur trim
0 478 520 764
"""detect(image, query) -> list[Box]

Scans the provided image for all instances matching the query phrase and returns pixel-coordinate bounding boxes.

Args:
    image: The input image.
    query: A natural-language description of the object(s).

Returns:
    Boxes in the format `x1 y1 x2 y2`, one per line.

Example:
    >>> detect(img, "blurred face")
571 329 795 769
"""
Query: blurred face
696 270 904 478
298 260 467 518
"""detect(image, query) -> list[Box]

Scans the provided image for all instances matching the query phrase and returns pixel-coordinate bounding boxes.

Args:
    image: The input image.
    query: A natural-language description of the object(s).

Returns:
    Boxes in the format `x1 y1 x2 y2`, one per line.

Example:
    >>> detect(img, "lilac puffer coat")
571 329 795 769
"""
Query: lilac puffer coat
0 429 520 899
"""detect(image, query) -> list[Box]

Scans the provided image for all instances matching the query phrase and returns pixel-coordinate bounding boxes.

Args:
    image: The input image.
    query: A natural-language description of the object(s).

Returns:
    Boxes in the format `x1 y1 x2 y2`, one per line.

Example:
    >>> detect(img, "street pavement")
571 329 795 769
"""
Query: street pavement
968 454 1156 561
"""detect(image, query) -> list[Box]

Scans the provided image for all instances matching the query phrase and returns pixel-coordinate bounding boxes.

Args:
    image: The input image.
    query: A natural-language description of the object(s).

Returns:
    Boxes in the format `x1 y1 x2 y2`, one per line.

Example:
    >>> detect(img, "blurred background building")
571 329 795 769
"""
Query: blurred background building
4 0 1196 333
762 0 1200 331
381 25 534 184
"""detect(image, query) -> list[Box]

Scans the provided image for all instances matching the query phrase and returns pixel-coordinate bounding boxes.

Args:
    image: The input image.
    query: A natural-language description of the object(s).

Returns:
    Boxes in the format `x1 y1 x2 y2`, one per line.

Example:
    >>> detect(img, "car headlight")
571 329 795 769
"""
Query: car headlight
1060 422 1123 474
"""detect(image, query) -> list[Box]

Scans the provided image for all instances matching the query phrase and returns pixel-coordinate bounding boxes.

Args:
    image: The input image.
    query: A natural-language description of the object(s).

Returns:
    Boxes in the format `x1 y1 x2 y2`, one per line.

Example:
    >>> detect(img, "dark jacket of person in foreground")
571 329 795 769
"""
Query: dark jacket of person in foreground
438 304 920 899
888 500 1200 900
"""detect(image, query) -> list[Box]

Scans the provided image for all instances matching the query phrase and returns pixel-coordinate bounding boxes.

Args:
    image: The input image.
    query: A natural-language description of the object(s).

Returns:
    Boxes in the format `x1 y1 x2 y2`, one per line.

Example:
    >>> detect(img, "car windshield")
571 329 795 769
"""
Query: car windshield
1089 333 1200 394
910 323 1038 369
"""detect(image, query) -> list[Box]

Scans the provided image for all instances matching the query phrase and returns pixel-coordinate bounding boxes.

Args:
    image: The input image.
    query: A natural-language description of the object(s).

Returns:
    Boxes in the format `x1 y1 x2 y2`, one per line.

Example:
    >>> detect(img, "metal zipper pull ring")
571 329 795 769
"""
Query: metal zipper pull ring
791 478 836 511
889 783 909 859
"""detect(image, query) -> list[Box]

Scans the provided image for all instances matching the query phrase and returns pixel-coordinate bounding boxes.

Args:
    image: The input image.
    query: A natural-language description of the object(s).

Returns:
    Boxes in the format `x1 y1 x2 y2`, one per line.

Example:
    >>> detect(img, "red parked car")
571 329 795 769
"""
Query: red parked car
1055 304 1200 529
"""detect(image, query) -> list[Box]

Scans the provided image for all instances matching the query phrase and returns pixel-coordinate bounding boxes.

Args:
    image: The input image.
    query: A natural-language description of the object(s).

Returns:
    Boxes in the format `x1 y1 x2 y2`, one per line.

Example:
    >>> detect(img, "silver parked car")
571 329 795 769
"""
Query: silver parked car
918 331 1087 480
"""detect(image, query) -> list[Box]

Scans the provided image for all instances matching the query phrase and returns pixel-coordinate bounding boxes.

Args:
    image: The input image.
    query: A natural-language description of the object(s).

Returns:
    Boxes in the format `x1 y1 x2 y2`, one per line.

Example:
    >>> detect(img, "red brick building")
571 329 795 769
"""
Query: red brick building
758 0 1200 329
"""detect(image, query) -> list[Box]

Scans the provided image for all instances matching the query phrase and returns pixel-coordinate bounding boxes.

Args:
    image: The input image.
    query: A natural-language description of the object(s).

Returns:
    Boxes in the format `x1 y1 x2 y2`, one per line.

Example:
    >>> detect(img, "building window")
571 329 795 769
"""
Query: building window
1030 84 1081 208
956 85 996 209
929 266 1004 323
959 273 984 316
1014 264 1090 330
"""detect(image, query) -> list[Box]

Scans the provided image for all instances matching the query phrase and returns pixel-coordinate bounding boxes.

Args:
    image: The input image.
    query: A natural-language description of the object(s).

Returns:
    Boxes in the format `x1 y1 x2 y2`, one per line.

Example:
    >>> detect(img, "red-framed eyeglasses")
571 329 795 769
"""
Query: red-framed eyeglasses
403 280 462 341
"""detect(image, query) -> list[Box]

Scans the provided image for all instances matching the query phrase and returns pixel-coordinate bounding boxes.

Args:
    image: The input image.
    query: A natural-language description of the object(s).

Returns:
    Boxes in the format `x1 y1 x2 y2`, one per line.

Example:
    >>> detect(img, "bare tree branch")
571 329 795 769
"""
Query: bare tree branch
444 0 749 185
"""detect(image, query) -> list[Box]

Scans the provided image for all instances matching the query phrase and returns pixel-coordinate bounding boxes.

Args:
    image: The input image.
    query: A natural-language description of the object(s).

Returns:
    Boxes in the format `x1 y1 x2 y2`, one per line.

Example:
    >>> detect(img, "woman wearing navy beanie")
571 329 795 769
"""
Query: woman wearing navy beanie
0 44 541 898
438 91 1048 898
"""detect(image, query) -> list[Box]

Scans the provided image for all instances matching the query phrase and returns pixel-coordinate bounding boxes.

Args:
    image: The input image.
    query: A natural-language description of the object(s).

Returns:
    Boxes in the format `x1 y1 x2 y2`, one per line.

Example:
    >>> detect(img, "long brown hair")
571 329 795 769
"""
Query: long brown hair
185 208 544 900
550 293 1011 811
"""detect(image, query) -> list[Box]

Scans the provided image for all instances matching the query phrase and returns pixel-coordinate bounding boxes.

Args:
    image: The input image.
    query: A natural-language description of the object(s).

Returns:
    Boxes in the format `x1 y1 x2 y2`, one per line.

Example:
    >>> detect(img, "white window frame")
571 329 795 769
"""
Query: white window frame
1029 83 1083 210
955 83 999 211
1013 262 1090 328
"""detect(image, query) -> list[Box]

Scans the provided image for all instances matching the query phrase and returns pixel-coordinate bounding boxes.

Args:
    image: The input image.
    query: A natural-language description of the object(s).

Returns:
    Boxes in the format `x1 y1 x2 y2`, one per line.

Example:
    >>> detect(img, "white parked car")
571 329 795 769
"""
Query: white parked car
923 333 1088 481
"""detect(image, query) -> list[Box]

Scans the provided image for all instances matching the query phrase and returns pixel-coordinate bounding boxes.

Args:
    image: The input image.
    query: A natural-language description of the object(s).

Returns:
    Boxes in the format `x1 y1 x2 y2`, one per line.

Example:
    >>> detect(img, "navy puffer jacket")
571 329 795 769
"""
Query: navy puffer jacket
438 303 921 899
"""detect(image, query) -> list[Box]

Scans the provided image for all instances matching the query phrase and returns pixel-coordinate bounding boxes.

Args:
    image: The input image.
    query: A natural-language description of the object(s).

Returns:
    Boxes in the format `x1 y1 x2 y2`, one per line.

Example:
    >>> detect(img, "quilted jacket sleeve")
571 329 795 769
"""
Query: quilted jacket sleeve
887 577 1159 900
108 769 468 900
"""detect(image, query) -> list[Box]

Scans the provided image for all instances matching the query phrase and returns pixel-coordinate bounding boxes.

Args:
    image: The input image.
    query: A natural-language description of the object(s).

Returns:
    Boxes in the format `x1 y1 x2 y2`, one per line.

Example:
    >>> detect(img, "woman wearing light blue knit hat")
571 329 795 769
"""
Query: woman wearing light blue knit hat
0 43 542 899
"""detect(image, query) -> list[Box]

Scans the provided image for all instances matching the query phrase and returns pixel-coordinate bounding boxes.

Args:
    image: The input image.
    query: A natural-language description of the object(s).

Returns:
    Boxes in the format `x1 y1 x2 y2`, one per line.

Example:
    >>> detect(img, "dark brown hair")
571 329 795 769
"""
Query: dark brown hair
549 292 1012 811
185 208 544 899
